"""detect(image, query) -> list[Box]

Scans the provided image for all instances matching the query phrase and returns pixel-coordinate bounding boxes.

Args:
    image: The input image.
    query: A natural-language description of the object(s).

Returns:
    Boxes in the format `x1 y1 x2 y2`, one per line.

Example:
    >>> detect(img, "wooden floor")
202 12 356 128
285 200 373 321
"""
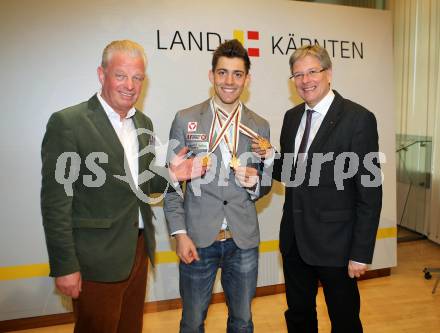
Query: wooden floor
11 240 440 333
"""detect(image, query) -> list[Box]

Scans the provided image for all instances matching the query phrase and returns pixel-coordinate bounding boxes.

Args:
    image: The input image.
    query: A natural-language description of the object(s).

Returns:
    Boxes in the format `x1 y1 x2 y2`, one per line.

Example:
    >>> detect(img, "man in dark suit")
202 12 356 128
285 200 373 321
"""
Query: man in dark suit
41 40 203 333
255 45 382 332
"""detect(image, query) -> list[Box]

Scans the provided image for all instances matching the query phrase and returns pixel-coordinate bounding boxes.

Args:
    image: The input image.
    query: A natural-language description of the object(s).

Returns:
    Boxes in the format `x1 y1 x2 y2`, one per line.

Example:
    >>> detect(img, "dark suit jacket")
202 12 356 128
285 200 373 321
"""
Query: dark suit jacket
274 90 382 267
41 94 167 282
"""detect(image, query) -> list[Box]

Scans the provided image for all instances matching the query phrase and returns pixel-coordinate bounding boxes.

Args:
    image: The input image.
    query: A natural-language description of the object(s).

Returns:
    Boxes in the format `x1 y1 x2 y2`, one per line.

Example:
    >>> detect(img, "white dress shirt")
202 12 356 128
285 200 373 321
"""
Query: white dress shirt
294 90 335 163
97 93 144 229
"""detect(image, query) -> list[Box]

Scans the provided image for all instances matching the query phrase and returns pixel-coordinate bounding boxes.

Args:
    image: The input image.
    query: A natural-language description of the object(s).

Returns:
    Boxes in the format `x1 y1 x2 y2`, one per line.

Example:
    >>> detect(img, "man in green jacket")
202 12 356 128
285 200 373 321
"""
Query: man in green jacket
41 39 204 333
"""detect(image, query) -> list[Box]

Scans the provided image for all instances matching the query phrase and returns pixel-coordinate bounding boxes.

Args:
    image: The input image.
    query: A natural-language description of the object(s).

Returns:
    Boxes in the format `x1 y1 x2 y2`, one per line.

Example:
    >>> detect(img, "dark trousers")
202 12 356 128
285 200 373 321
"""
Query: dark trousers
282 238 362 333
72 233 148 333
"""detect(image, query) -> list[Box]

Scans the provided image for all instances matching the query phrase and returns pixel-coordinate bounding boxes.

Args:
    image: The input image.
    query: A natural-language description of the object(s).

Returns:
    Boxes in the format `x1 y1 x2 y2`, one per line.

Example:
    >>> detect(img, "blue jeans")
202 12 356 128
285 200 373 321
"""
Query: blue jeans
179 239 259 333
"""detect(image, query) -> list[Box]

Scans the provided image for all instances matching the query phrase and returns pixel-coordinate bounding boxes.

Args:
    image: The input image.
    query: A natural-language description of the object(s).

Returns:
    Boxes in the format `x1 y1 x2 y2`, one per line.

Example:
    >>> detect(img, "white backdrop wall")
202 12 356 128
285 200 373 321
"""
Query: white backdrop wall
0 0 396 321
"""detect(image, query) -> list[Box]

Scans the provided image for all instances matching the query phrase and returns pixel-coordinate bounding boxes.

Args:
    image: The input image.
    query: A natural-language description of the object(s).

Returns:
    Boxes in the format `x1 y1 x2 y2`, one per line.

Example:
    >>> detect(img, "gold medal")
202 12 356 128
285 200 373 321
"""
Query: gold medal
257 136 272 150
229 155 241 169
201 154 211 167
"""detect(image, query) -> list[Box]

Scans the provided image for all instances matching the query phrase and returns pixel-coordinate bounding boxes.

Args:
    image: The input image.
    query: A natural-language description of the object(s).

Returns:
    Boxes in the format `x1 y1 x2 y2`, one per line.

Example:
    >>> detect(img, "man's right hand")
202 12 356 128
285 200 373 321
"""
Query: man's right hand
55 271 82 299
169 147 210 182
175 233 200 264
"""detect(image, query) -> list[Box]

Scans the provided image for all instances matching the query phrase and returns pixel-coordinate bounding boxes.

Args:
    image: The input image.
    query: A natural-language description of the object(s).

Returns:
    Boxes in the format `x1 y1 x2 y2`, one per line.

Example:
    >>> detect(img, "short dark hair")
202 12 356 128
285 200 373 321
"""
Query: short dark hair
212 39 251 73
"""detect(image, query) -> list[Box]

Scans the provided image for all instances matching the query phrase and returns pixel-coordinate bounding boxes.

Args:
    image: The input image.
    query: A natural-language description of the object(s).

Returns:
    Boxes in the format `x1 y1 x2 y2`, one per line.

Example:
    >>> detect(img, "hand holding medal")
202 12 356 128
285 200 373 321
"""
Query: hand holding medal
169 147 210 182
215 107 273 161
251 136 274 160
234 165 259 188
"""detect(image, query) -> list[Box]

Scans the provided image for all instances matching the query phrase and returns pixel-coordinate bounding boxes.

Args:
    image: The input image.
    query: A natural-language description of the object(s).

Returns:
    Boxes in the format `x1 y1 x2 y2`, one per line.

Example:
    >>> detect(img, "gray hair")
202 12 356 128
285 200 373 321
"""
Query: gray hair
101 40 146 68
289 44 332 72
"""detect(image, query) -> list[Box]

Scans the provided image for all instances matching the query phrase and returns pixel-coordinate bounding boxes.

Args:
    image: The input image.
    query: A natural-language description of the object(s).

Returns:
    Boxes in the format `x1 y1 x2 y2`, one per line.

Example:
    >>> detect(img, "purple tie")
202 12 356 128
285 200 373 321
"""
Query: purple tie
297 109 313 160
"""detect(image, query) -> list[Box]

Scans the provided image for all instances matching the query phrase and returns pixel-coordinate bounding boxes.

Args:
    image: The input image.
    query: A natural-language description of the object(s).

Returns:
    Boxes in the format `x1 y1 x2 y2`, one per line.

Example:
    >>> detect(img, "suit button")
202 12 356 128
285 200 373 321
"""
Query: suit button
133 221 138 227
223 201 228 205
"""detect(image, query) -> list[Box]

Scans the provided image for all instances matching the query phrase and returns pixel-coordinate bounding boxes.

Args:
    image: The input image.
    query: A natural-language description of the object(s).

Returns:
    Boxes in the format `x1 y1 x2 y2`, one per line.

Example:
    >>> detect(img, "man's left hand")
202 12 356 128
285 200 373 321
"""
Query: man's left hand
234 166 259 188
348 260 368 278
251 137 274 160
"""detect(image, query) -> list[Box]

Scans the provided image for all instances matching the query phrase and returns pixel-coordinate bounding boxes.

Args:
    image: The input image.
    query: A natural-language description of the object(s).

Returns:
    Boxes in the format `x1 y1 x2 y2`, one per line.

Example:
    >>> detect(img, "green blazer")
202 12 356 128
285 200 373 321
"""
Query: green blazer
41 94 167 282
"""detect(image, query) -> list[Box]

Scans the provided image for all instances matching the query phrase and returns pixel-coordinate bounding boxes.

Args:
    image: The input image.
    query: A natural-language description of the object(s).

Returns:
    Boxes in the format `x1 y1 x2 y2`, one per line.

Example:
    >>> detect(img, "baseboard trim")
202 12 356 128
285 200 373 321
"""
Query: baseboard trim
0 268 390 332
0 313 75 333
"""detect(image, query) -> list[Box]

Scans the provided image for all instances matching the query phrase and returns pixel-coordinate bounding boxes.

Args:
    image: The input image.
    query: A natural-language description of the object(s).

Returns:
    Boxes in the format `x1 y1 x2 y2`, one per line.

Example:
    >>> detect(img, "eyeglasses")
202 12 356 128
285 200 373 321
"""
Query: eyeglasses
289 68 327 81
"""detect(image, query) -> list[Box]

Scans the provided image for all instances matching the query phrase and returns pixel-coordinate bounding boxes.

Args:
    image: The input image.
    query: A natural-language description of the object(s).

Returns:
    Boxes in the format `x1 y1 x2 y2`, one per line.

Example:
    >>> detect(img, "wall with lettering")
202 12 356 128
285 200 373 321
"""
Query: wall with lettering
0 0 396 321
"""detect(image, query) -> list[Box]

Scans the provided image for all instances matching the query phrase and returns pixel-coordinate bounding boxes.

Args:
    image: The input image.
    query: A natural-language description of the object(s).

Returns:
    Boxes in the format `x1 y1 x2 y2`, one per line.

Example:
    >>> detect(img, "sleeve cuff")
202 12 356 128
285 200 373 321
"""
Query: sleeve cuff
171 229 187 237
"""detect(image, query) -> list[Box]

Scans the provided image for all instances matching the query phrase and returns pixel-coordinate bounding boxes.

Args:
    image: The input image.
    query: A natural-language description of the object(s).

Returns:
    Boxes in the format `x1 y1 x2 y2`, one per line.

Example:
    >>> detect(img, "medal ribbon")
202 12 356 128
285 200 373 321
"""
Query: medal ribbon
216 107 259 139
216 106 241 159
208 101 240 154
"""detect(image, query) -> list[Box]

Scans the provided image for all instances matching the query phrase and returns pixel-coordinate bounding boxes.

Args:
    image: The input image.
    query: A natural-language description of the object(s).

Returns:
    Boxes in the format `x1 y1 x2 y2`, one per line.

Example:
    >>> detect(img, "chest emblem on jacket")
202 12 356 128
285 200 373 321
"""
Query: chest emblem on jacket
187 121 198 132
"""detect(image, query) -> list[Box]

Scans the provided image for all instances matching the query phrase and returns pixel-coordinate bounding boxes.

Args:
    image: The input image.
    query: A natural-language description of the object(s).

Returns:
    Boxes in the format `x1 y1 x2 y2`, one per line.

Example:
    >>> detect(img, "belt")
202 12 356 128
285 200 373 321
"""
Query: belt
216 229 232 241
